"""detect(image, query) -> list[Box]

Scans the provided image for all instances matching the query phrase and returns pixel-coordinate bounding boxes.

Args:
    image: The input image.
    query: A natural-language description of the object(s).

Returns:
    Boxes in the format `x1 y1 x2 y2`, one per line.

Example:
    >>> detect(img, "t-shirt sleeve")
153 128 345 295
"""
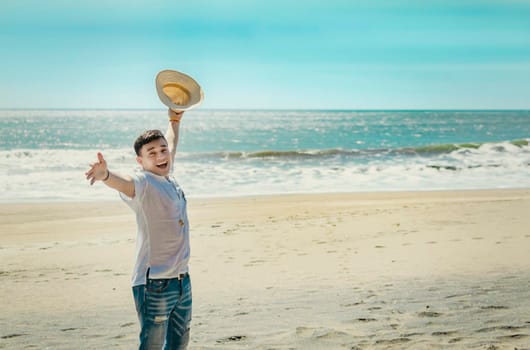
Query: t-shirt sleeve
119 172 147 208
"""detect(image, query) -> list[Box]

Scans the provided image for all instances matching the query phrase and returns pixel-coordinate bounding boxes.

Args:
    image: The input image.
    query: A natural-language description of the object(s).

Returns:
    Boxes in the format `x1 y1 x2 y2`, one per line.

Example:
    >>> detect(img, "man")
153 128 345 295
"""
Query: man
85 108 192 349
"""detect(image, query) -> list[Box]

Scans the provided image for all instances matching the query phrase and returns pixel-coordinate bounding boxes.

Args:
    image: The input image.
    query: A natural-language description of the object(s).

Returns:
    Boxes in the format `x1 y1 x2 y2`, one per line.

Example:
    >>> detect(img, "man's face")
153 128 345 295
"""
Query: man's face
136 138 171 176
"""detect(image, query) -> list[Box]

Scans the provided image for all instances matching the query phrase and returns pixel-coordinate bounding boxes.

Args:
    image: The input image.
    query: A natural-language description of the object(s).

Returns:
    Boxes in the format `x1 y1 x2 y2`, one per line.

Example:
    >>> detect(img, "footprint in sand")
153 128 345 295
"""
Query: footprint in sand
367 306 382 311
480 305 509 310
341 302 363 307
95 269 113 273
496 334 528 340
432 330 458 336
216 335 246 343
60 328 77 332
448 337 463 343
476 325 525 333
375 337 411 345
418 311 443 317
1 333 26 339
243 259 267 267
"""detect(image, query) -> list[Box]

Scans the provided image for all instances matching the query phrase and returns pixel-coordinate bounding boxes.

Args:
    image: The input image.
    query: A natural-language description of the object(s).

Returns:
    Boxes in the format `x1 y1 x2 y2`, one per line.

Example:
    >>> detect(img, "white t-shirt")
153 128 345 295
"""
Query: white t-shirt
120 170 190 287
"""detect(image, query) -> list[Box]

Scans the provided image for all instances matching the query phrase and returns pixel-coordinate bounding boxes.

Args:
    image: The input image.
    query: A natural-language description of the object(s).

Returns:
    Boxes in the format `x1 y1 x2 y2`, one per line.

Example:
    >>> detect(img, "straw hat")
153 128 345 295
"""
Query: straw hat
155 69 204 111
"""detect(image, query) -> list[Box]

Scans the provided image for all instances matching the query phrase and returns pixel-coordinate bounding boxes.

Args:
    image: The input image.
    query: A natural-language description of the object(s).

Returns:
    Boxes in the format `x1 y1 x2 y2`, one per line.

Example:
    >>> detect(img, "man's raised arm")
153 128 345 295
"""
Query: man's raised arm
166 109 184 163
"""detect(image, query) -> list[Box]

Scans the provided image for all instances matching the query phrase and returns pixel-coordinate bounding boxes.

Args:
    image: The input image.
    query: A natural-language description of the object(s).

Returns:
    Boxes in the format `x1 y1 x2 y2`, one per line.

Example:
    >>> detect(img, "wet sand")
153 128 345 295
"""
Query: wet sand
1 189 529 349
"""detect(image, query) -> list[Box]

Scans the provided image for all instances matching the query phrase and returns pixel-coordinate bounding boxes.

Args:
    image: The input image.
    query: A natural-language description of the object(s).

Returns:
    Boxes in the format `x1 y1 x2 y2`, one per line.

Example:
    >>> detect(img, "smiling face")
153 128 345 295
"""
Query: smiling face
136 138 172 176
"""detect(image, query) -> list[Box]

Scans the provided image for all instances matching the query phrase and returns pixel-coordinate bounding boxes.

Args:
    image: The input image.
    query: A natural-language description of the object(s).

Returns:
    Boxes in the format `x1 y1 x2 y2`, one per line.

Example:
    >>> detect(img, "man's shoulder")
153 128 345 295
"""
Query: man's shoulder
131 169 149 181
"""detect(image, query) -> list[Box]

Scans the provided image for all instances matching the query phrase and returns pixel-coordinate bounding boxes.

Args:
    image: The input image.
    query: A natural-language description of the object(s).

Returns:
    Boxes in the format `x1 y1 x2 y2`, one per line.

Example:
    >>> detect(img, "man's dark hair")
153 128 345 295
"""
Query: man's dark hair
134 130 167 156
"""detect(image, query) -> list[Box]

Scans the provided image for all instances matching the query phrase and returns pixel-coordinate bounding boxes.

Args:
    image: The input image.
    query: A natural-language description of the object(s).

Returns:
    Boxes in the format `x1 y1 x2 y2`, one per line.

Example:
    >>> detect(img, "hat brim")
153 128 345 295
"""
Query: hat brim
156 70 204 111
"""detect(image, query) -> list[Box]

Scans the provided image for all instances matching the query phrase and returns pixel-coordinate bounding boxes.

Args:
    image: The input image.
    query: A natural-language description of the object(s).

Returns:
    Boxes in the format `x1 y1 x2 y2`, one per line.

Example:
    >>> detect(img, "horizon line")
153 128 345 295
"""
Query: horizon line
1 108 530 112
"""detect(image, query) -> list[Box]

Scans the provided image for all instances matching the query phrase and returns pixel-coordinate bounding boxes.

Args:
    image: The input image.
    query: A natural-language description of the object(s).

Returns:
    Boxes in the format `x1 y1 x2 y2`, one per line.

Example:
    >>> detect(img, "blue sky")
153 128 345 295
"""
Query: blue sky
1 0 529 109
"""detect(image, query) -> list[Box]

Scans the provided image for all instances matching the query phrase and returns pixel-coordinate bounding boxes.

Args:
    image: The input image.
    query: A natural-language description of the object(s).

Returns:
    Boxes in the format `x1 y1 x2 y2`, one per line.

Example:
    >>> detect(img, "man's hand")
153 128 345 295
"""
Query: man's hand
85 152 109 185
168 109 184 122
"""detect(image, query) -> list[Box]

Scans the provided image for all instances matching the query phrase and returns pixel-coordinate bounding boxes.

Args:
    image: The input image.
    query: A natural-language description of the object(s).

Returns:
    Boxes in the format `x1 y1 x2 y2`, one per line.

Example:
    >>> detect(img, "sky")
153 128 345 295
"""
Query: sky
1 0 530 110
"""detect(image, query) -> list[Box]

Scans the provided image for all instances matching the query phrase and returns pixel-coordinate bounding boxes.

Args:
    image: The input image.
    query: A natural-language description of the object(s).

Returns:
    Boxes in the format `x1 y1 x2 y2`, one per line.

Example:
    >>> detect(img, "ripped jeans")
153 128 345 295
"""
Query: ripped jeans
132 274 192 350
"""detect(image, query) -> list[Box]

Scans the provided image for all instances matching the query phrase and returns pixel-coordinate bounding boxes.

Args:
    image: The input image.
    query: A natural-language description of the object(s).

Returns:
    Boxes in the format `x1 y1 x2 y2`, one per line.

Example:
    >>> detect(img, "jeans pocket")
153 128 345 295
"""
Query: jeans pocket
132 285 145 316
146 279 170 293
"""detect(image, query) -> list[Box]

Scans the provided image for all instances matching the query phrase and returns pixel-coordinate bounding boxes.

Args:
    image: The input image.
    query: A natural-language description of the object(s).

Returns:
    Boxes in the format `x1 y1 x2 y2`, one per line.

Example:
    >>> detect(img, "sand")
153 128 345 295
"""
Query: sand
1 189 529 349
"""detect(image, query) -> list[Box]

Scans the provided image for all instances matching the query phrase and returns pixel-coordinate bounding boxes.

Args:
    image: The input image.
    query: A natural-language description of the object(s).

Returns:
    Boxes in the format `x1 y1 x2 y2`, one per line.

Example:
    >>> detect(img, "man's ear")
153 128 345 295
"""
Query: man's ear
136 156 143 166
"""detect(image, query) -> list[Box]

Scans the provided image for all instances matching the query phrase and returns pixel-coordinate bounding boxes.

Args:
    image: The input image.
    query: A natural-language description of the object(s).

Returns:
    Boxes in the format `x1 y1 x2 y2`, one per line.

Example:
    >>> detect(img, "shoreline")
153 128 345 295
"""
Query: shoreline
1 188 529 349
2 186 529 203
2 188 529 242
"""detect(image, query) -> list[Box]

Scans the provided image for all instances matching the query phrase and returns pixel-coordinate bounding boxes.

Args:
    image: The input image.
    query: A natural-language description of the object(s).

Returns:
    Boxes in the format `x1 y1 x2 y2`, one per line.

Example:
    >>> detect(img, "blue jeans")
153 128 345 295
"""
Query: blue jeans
132 275 192 350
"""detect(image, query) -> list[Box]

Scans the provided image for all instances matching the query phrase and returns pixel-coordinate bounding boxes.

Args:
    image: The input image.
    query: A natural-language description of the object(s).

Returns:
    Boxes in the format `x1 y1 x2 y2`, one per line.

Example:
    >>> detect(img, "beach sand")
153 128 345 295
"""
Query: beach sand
1 189 529 349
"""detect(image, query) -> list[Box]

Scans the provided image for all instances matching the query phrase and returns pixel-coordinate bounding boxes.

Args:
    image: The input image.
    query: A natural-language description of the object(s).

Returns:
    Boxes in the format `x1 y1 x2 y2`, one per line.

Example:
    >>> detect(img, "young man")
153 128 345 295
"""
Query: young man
85 109 191 350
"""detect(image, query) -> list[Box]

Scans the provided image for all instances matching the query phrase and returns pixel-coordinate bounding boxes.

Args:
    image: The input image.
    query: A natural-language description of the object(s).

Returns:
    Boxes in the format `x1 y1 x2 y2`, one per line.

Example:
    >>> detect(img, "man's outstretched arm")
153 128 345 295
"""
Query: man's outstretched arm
85 152 135 198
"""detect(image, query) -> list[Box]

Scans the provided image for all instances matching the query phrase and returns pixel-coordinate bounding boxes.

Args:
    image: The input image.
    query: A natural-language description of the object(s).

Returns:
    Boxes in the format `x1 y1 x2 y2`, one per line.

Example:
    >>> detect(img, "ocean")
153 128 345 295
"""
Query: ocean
1 110 529 202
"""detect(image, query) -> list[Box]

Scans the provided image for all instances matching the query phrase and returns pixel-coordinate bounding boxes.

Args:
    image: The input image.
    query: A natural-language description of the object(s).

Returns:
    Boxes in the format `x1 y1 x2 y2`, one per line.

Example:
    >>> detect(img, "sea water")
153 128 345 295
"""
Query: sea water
1 110 529 202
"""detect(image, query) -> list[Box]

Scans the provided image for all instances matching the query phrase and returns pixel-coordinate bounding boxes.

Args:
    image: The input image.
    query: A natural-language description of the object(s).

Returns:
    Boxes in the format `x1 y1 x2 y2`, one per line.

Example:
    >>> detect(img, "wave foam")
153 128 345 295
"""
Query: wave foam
1 139 529 202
